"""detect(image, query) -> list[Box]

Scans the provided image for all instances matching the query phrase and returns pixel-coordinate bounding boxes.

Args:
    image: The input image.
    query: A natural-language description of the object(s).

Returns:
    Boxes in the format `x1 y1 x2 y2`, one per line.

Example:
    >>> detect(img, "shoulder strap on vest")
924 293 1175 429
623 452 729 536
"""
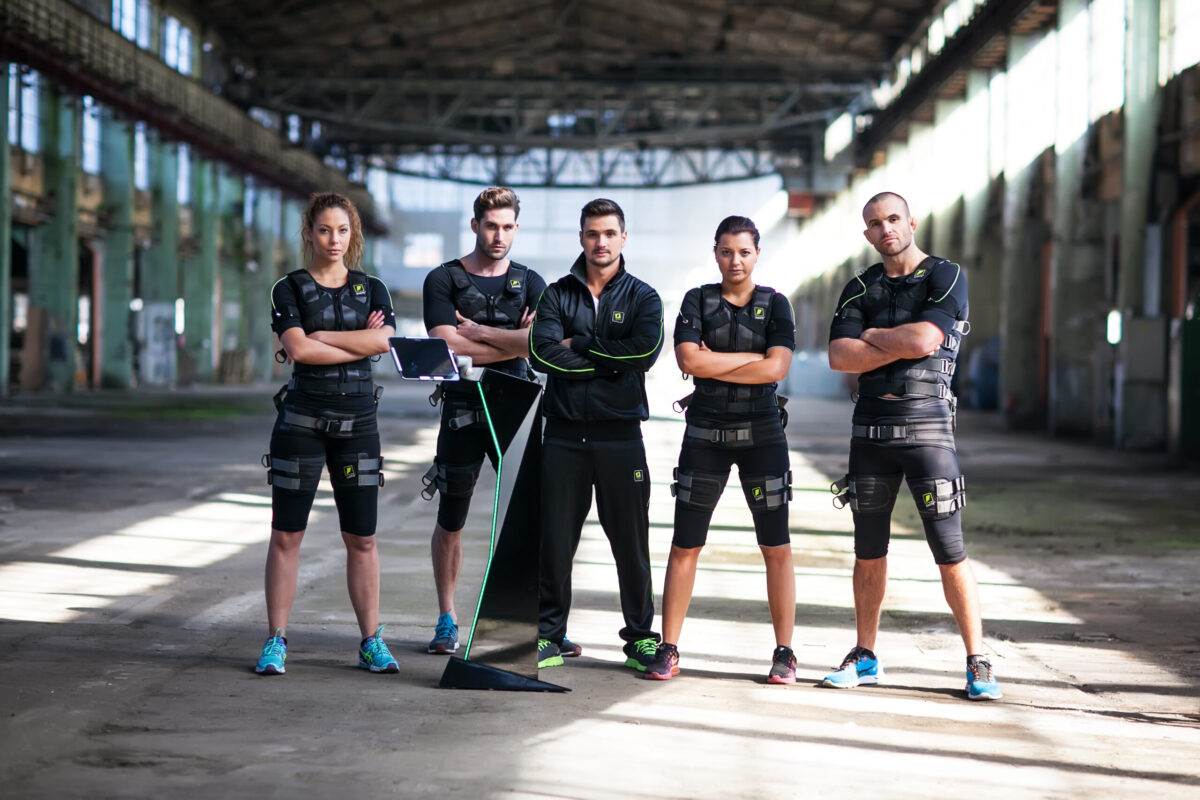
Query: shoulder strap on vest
699 284 722 321
288 269 320 304
441 261 471 291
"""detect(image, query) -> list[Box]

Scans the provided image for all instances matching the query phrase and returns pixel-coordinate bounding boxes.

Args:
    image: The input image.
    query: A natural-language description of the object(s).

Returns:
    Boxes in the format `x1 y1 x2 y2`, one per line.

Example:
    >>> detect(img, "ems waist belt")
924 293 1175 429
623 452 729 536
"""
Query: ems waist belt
856 377 951 399
851 418 954 446
684 421 754 446
677 391 780 414
281 408 373 436
289 375 375 395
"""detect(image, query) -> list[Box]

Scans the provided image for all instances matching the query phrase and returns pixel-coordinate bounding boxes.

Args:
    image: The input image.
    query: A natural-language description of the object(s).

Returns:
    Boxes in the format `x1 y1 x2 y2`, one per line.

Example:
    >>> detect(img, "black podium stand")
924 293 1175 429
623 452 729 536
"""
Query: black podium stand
436 370 565 692
389 338 564 691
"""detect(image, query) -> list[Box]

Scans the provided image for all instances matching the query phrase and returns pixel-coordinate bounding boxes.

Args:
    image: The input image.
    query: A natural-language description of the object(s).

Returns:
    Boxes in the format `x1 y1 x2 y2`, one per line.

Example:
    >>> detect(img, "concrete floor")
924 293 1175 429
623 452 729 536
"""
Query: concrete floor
0 373 1197 799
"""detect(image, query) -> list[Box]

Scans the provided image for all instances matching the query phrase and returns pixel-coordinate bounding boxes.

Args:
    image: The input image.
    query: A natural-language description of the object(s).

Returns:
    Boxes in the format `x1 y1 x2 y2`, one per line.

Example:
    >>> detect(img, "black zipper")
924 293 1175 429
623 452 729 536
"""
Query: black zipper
333 288 346 383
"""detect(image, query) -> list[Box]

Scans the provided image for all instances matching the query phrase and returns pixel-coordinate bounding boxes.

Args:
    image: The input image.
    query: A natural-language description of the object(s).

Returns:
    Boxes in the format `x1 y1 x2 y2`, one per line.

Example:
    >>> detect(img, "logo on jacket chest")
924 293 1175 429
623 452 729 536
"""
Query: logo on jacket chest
612 310 625 323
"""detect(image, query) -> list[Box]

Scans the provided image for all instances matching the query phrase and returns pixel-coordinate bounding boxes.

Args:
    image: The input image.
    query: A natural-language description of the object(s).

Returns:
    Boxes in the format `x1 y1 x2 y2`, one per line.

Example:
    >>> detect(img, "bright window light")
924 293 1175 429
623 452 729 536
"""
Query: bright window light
1106 309 1122 345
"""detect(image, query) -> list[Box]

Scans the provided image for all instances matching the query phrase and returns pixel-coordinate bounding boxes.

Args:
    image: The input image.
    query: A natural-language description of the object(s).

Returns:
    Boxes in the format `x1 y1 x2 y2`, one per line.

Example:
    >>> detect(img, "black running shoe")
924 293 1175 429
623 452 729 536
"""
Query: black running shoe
644 643 680 681
767 645 797 684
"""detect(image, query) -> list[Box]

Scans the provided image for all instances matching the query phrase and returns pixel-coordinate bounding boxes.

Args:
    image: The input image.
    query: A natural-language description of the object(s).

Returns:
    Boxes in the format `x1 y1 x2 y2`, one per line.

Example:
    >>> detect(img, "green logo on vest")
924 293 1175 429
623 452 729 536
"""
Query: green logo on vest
353 283 365 294
754 306 765 319
344 465 356 479
923 492 933 505
914 270 925 278
510 279 521 289
613 311 625 322
753 487 763 499
633 469 644 482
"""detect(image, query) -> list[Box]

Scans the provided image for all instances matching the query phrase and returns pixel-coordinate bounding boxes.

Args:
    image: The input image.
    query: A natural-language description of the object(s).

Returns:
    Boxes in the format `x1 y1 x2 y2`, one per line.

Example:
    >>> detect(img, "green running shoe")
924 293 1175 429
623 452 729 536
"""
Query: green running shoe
537 638 563 669
623 637 660 672
358 624 399 673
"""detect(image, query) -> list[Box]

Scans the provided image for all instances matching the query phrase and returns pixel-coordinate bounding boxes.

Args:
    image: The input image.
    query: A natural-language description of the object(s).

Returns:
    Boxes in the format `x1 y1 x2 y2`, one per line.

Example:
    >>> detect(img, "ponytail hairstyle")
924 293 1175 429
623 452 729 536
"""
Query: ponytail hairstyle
300 192 364 269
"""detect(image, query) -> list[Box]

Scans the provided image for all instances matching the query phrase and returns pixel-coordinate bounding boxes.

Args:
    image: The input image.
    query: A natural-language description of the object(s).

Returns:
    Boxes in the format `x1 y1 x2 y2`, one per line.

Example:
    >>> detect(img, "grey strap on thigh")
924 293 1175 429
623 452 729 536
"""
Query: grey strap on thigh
331 454 385 489
419 458 480 500
831 473 902 513
909 475 966 519
670 467 728 511
262 453 324 492
741 471 792 510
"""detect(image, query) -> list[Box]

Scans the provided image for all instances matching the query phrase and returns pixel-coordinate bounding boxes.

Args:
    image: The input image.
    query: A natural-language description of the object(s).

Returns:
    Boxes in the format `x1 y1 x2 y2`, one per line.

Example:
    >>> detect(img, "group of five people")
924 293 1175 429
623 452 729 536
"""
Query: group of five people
252 187 1002 702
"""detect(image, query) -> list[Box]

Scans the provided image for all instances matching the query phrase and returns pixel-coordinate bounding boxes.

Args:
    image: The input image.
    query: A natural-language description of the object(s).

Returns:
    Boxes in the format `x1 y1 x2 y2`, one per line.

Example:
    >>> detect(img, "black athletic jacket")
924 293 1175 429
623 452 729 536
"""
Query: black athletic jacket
530 254 663 424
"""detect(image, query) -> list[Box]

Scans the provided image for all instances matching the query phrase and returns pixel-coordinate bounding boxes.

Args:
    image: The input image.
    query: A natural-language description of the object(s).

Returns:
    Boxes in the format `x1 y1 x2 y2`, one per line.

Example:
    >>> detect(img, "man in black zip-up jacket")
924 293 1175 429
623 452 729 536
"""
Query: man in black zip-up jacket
529 198 664 672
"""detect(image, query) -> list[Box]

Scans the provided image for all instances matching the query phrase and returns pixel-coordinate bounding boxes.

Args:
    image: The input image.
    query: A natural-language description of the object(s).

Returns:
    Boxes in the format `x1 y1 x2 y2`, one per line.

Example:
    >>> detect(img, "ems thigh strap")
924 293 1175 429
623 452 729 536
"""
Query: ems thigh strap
740 471 792 511
262 453 324 492
831 473 902 513
909 475 966 520
671 467 727 511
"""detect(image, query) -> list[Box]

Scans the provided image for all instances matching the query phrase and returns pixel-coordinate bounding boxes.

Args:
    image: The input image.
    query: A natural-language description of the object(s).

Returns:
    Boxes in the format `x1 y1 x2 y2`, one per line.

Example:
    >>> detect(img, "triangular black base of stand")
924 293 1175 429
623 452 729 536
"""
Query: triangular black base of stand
438 657 569 692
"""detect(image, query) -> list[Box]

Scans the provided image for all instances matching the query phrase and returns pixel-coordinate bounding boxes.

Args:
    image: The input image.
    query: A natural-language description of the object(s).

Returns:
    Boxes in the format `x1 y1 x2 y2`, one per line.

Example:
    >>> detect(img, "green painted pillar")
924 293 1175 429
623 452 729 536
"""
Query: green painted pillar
30 84 79 393
280 195 302 275
0 62 11 397
98 115 135 388
216 168 245 381
248 184 281 382
181 158 217 383
1116 0 1166 449
362 235 376 275
141 135 180 385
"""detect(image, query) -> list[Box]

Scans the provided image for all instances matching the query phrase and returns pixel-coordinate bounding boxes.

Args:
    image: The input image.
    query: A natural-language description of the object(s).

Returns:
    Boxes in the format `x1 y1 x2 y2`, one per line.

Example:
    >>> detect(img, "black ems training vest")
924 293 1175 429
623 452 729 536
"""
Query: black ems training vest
289 269 374 391
441 260 532 384
443 260 529 328
844 260 967 402
692 284 779 411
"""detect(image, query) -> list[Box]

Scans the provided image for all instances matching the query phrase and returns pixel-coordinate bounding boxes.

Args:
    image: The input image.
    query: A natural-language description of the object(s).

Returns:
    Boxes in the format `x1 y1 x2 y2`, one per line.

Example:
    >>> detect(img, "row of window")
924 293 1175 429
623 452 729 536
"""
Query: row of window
878 0 1197 114
111 0 193 77
7 65 186 199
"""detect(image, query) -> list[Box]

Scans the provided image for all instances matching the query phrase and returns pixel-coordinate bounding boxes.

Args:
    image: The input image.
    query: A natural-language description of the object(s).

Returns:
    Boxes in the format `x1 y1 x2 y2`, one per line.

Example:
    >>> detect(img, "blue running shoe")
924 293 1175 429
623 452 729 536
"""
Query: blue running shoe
623 637 660 672
255 629 287 675
966 655 1002 700
358 625 399 673
537 638 563 669
559 637 582 658
427 613 459 655
822 646 883 688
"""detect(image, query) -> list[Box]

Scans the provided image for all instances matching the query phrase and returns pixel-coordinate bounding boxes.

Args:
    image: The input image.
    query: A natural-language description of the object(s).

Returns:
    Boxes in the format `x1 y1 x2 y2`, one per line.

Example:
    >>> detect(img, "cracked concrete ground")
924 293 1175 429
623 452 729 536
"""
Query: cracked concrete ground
0 373 1197 799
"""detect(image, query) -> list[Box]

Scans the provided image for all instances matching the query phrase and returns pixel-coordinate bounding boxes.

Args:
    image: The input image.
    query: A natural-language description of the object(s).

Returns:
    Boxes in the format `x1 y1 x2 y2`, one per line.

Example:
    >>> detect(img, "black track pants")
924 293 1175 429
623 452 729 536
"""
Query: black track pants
538 434 655 643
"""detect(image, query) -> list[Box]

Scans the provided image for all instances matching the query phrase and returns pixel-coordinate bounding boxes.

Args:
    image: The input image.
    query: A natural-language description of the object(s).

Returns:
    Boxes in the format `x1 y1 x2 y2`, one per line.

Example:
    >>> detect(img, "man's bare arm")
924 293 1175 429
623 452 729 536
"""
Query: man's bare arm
828 337 897 373
452 308 533 358
860 322 943 359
